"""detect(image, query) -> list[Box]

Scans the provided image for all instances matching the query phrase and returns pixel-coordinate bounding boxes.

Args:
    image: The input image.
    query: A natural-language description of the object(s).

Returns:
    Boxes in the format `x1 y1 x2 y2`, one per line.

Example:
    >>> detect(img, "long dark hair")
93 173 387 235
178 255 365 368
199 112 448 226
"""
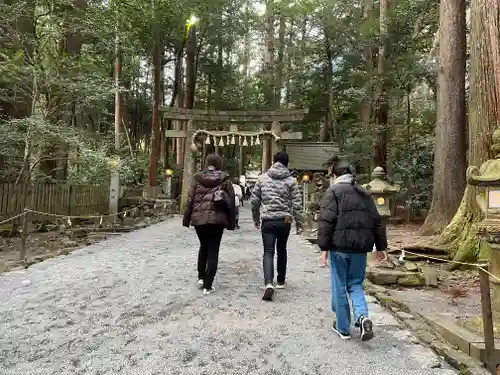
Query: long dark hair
205 153 222 170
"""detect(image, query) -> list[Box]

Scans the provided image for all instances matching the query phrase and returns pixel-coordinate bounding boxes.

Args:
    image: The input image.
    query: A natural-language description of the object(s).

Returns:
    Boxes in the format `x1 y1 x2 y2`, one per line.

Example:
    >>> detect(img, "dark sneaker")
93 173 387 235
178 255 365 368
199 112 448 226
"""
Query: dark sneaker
331 321 351 340
262 284 275 301
359 316 374 341
276 281 286 289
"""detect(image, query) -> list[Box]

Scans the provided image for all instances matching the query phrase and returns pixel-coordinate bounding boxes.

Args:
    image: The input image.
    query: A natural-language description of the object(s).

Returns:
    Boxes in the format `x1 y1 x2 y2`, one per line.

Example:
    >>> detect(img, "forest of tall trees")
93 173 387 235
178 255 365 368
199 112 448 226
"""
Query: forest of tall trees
1 0 499 263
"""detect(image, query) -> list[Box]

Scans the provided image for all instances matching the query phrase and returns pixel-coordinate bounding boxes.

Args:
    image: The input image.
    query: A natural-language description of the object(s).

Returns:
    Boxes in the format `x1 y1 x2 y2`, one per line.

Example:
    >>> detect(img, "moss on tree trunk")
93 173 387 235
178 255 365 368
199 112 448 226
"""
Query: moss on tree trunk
420 0 467 236
433 0 500 267
437 185 485 268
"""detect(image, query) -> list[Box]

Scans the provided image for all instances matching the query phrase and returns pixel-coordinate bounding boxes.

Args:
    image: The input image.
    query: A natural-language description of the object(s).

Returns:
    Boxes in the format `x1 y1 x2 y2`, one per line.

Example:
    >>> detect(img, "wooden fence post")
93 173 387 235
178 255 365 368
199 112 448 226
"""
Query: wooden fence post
20 208 30 262
67 185 73 217
479 265 498 374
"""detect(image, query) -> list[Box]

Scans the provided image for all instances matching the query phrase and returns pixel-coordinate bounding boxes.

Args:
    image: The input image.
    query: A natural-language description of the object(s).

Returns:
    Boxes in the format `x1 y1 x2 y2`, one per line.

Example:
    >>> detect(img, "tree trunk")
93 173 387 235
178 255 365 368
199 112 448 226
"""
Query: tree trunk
175 54 185 166
184 26 197 110
243 0 251 78
165 46 183 166
0 0 35 178
421 0 467 235
215 26 224 155
160 50 166 167
0 0 34 120
285 22 294 110
322 28 335 141
372 0 390 171
262 0 275 172
147 23 162 186
39 0 87 180
114 27 121 152
275 12 285 108
361 0 373 157
436 0 500 264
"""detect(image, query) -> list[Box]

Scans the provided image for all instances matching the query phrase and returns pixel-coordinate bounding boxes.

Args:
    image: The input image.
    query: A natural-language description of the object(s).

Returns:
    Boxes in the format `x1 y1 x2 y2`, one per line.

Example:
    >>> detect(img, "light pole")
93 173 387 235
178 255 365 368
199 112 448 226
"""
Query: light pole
110 0 121 216
109 158 121 220
302 174 310 214
164 168 174 199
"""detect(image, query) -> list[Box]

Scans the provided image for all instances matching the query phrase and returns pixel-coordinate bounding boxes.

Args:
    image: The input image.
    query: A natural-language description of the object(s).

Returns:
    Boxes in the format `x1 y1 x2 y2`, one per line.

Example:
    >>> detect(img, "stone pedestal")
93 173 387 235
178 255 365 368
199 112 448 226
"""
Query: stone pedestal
475 221 500 320
467 126 500 323
143 186 162 199
155 198 178 214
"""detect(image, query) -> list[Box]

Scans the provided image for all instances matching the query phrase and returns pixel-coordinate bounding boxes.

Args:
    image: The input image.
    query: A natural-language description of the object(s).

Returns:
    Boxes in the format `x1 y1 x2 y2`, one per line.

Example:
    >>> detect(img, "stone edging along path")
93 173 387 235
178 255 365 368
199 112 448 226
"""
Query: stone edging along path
366 283 490 375
0 213 176 275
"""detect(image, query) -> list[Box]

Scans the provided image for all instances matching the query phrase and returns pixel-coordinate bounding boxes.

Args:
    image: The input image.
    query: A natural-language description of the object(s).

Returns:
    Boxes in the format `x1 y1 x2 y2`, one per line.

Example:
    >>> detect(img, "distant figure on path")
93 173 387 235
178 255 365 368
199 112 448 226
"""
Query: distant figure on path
251 151 304 301
317 161 388 341
232 177 243 229
183 154 236 295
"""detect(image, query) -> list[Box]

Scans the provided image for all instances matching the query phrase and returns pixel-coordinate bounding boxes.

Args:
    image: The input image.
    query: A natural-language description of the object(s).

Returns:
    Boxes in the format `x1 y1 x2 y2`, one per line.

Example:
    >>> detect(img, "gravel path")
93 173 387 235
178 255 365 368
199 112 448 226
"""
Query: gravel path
0 208 456 375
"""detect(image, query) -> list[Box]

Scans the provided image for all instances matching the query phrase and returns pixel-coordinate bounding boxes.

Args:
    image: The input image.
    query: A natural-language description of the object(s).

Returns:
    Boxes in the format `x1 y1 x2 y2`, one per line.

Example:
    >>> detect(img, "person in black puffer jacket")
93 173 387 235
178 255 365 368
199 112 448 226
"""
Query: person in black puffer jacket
317 161 388 342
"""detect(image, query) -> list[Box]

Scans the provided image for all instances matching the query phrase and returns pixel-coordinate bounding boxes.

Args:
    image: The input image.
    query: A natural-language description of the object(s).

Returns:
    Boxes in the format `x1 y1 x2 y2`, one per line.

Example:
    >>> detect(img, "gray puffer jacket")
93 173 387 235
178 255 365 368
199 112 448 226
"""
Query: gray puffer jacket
250 162 303 224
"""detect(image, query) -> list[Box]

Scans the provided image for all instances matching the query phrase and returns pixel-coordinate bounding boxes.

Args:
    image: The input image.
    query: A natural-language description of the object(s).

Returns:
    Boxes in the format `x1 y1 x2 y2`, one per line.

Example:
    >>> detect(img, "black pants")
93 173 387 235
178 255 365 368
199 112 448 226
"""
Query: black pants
261 219 291 285
195 224 224 289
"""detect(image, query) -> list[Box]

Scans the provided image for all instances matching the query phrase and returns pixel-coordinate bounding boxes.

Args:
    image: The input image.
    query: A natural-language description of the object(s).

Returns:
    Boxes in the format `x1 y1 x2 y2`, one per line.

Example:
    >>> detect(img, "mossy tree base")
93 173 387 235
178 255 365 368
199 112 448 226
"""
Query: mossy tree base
436 185 487 269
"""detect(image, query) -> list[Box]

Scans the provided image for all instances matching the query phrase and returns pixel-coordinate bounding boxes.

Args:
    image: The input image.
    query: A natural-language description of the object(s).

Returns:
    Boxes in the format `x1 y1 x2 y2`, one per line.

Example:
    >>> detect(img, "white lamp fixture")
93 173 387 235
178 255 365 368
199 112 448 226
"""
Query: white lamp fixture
488 188 500 209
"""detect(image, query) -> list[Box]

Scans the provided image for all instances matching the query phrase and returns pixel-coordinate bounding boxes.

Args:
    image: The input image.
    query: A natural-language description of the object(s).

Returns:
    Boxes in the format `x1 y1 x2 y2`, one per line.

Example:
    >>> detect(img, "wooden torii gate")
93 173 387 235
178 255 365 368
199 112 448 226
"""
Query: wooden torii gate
160 107 308 209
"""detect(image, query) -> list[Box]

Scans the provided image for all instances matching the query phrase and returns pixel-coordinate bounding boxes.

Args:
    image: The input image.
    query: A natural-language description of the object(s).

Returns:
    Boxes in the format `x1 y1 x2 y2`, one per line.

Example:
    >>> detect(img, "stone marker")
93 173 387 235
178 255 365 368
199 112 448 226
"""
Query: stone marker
367 267 426 286
404 261 419 272
421 266 438 287
398 273 426 287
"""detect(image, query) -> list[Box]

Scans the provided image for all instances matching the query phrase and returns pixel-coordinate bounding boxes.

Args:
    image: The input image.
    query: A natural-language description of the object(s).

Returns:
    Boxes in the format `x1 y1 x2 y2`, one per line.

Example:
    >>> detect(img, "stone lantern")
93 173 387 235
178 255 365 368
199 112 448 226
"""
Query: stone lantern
363 166 400 222
362 167 399 266
466 128 500 315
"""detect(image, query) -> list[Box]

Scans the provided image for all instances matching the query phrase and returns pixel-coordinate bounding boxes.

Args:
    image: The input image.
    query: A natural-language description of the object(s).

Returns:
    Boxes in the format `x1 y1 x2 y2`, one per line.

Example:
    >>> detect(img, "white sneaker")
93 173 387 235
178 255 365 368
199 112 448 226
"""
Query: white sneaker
276 282 286 289
203 287 215 295
262 284 275 301
332 321 351 340
359 316 374 341
197 279 204 288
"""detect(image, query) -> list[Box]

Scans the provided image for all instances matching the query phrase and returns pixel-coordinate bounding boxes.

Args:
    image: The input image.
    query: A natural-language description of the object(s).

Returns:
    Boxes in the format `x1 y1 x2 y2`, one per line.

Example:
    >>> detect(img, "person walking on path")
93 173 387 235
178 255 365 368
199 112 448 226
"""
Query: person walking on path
232 178 243 229
317 161 388 341
251 151 304 301
183 154 236 295
234 178 244 207
244 186 251 201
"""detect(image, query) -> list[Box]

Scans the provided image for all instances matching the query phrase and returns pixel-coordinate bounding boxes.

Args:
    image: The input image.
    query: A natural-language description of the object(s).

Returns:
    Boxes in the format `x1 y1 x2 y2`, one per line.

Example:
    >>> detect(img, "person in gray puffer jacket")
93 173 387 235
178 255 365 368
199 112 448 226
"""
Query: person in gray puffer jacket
251 151 303 301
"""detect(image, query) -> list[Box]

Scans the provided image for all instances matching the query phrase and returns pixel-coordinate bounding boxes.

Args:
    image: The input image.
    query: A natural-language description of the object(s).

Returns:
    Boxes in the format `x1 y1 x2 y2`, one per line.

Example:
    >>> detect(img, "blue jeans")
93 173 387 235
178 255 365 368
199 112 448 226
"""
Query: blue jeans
329 251 369 334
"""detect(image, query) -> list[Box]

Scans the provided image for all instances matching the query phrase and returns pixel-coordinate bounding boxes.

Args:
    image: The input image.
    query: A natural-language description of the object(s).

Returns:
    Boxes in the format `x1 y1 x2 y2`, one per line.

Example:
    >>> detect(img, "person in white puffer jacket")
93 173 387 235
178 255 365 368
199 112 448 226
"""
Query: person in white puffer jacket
232 178 243 229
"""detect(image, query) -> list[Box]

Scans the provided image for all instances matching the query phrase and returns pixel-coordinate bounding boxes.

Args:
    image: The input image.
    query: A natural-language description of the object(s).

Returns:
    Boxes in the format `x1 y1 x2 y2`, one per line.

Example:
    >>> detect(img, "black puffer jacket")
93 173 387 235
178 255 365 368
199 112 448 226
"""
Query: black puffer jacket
317 174 387 253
